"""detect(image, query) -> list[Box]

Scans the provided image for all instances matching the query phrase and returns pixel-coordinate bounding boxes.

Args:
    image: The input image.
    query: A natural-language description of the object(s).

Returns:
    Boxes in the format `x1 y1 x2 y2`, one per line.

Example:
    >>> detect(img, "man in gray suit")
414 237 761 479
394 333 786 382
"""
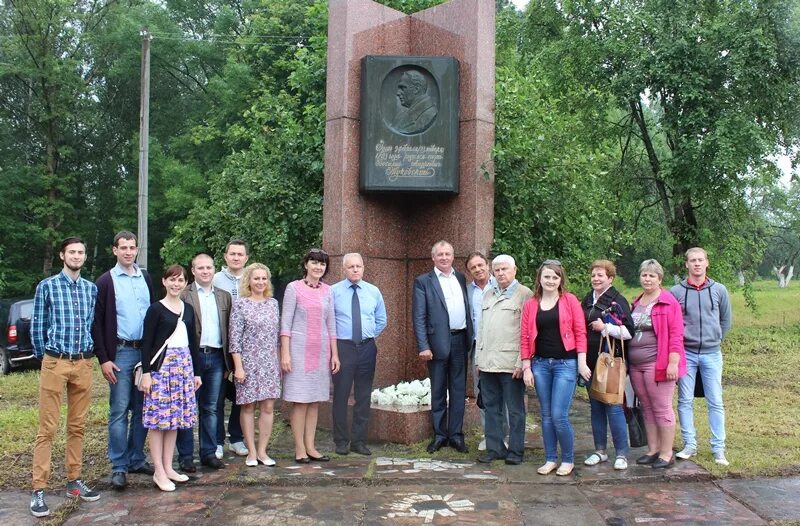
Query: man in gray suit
412 240 473 453
176 253 232 471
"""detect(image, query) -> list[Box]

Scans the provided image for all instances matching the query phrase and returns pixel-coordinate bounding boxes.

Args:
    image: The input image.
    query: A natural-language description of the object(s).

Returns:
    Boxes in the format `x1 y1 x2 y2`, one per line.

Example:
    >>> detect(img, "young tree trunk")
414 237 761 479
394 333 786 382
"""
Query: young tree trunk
775 266 787 288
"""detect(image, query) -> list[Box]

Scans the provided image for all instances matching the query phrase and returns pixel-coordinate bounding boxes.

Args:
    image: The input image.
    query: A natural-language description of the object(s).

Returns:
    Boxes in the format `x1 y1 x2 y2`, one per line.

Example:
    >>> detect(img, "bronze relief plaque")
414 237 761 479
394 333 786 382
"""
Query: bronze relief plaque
360 55 459 193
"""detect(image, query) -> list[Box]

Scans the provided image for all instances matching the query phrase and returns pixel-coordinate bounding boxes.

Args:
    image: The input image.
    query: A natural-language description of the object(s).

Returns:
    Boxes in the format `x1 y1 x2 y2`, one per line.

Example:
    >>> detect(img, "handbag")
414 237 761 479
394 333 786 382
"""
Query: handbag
694 369 705 398
625 395 647 448
589 334 626 405
133 304 184 391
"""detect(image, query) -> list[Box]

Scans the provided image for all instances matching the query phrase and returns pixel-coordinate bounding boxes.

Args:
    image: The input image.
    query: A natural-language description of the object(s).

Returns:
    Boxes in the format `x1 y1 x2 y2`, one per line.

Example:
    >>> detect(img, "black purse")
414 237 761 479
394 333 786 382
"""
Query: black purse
626 395 647 448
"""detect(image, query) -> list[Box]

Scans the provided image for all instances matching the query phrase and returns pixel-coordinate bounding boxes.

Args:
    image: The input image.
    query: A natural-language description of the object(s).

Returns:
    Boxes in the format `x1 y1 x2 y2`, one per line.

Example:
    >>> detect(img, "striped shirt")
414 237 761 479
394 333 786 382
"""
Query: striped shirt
31 271 98 358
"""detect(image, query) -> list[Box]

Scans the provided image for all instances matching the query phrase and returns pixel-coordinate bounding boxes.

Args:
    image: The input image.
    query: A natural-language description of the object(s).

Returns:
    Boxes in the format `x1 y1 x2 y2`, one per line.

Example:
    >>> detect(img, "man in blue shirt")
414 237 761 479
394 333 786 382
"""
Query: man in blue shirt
176 253 231 472
331 253 387 456
30 237 100 517
92 231 157 490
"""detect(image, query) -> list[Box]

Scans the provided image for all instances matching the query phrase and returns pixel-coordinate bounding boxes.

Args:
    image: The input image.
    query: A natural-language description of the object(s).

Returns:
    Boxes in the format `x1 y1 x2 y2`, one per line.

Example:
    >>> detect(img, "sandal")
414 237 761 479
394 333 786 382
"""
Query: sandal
584 452 608 466
537 462 558 475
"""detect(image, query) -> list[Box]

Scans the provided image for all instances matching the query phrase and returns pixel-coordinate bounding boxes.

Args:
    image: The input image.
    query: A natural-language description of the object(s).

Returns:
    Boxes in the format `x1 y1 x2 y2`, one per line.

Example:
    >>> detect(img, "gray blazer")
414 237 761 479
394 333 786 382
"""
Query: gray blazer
412 269 473 360
180 282 232 371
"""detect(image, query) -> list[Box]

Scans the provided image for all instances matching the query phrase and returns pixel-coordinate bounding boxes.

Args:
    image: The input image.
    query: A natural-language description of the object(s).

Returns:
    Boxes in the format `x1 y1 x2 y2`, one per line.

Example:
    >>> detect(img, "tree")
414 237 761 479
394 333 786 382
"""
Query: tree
762 182 800 287
521 0 800 266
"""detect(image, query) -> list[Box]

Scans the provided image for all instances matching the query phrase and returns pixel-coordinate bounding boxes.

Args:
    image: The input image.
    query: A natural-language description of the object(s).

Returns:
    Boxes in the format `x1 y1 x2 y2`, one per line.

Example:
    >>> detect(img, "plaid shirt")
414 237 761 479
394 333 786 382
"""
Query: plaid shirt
31 271 98 358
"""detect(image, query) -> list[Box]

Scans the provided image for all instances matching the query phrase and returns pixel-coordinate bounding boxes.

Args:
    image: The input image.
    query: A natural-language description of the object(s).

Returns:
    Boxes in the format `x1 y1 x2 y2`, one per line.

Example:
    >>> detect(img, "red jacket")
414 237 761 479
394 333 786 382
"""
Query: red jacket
631 289 686 382
520 292 587 360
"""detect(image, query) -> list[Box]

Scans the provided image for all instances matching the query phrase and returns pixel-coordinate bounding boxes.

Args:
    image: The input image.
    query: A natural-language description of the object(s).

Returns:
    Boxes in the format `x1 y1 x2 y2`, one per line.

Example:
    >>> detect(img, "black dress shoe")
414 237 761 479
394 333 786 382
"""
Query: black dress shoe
335 444 350 455
636 453 659 465
450 439 468 453
426 438 448 454
201 456 225 470
308 454 330 462
129 462 155 475
505 458 522 466
179 460 197 473
295 457 310 464
350 443 372 456
651 456 675 469
111 471 127 490
477 453 504 463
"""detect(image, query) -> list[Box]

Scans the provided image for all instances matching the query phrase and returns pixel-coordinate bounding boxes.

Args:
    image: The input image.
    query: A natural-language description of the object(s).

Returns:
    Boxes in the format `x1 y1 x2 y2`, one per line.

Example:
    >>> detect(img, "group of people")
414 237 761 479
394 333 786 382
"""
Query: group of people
28 232 385 517
416 241 731 479
28 232 731 518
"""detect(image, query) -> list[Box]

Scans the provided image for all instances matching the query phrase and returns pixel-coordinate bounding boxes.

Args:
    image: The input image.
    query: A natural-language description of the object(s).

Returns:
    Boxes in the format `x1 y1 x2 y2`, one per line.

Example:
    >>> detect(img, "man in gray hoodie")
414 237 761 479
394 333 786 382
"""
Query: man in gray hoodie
670 247 732 466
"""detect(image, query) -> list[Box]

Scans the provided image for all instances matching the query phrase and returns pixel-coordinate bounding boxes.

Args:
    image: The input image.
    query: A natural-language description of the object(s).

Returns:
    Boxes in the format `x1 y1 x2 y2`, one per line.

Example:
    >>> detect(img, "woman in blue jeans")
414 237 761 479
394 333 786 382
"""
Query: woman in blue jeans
521 260 589 476
581 260 634 470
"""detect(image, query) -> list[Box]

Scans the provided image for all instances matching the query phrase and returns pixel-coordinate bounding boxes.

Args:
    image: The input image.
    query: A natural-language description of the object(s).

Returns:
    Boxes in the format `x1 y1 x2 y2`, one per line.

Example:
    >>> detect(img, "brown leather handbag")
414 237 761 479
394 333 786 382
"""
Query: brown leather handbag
589 334 626 405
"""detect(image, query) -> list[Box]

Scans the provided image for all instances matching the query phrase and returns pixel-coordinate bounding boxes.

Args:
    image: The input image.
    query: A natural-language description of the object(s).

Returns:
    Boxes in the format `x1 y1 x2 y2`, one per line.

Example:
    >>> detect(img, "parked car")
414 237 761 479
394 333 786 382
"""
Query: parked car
1 298 36 375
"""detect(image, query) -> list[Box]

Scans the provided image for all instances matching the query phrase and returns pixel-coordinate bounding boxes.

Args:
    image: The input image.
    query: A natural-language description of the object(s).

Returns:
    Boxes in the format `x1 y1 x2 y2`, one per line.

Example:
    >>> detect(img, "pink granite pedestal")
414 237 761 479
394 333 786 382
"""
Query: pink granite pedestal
322 0 495 444
317 398 482 445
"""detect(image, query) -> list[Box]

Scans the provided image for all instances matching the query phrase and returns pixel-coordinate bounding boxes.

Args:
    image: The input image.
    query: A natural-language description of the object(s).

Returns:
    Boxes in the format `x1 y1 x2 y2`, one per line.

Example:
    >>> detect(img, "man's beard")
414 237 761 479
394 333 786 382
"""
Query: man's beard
65 262 84 272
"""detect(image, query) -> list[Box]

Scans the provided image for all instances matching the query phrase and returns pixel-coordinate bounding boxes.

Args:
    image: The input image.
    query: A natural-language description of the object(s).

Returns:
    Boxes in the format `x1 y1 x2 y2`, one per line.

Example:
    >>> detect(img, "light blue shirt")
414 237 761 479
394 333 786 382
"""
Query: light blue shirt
468 276 495 341
196 284 223 348
111 263 151 340
331 279 387 340
492 279 520 299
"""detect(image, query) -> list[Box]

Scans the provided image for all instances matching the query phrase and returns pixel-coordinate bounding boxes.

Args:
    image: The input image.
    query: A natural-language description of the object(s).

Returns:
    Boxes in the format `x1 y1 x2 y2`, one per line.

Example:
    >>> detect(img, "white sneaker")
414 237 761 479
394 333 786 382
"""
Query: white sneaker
675 447 697 460
215 445 224 460
229 441 249 456
713 452 730 466
478 438 486 451
613 457 628 470
584 452 608 466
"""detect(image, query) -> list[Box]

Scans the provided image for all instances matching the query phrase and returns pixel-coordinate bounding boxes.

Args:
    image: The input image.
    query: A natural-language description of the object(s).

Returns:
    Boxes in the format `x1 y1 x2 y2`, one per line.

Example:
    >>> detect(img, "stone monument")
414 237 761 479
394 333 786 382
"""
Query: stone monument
321 0 495 443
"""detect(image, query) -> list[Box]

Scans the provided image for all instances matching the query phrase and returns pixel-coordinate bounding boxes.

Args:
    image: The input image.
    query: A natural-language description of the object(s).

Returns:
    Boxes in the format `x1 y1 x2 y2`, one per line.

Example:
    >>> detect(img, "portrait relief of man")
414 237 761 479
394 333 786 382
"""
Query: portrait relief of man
392 69 438 135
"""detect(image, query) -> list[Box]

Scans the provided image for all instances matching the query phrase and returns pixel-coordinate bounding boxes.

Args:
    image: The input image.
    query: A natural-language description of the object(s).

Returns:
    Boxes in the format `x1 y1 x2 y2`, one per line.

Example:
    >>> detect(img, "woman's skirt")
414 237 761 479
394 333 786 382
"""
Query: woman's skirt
143 346 197 431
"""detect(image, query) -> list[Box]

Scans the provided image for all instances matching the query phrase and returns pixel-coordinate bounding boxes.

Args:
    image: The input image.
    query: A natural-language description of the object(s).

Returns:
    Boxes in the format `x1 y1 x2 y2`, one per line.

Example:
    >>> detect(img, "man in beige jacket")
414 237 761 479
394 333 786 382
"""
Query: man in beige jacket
475 255 533 465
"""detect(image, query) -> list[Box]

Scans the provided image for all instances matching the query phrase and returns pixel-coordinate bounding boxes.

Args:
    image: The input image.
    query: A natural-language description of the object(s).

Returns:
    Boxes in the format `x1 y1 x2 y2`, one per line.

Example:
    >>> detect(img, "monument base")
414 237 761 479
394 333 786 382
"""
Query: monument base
317 398 481 445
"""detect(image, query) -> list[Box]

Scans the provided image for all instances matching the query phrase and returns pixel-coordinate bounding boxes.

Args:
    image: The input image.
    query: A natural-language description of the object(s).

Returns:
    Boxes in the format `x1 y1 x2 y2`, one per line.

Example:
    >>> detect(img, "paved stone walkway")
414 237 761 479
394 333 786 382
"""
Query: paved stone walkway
1 401 798 525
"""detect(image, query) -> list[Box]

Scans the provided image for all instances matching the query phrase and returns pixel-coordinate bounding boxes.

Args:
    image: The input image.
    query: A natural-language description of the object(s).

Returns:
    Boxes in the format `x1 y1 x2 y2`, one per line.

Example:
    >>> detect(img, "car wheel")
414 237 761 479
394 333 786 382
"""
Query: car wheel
0 348 10 375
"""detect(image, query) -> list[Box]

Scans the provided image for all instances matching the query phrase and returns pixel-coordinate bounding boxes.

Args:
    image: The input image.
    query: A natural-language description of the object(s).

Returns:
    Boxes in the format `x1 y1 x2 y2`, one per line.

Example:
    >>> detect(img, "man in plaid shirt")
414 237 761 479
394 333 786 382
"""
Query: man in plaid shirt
29 237 100 517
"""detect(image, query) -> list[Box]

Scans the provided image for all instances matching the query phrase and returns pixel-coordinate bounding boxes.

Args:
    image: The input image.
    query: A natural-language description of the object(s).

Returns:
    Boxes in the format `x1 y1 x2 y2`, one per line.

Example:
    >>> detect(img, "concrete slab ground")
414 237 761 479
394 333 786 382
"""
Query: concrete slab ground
4 401 800 525
718 477 800 523
8 475 796 525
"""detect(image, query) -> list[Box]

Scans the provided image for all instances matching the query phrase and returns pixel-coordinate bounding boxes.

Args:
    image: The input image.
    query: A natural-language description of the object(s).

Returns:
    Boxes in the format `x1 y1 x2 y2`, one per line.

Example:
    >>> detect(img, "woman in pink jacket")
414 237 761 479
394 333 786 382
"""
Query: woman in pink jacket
629 259 686 469
521 260 589 477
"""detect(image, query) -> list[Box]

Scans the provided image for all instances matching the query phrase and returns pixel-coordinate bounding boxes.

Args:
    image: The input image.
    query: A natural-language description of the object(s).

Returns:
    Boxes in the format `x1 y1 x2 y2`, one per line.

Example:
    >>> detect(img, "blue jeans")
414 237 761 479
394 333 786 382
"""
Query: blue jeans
107 345 147 473
677 349 726 453
587 386 629 457
533 357 577 463
480 372 526 462
217 380 243 445
177 350 224 461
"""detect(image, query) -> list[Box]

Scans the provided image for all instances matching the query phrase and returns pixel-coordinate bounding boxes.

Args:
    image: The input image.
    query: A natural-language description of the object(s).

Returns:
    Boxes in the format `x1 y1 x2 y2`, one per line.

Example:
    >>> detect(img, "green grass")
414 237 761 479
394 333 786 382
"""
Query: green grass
0 280 797 491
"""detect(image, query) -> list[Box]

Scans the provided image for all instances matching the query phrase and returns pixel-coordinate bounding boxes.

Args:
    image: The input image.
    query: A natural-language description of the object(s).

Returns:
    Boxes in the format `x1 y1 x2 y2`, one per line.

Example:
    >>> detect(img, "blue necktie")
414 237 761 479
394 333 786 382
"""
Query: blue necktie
351 283 362 343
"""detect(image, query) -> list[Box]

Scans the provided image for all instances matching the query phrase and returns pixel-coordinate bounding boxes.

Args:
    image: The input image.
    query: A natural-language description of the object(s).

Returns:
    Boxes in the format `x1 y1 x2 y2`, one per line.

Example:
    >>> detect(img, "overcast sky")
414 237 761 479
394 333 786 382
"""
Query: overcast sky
511 0 529 10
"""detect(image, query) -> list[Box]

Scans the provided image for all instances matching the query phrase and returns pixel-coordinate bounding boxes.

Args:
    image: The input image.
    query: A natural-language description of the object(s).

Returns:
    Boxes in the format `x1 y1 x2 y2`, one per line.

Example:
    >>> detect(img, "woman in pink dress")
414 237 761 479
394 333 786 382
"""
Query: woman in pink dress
280 249 340 463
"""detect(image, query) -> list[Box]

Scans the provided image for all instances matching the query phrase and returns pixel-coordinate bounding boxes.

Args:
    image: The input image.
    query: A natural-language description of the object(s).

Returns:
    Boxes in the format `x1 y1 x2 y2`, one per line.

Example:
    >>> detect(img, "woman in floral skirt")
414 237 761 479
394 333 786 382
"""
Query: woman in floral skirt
140 264 201 491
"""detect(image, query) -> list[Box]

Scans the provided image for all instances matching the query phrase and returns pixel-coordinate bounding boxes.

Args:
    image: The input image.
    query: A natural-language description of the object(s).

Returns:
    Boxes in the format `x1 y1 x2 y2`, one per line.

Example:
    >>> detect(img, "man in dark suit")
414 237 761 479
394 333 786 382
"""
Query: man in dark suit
176 253 232 471
412 240 473 453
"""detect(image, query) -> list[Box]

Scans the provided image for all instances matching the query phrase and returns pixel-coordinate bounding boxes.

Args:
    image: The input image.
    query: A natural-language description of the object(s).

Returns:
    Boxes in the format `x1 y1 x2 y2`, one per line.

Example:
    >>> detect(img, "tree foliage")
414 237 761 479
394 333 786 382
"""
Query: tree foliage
1 0 798 297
